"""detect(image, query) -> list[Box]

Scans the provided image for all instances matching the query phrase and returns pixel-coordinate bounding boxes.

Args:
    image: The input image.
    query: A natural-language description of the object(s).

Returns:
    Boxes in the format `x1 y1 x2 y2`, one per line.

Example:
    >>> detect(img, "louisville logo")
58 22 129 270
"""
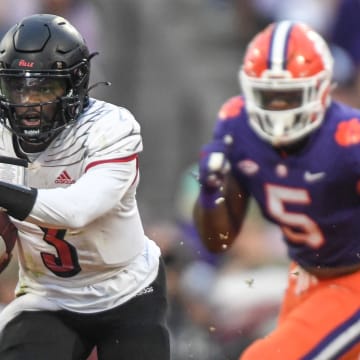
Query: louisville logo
18 59 34 68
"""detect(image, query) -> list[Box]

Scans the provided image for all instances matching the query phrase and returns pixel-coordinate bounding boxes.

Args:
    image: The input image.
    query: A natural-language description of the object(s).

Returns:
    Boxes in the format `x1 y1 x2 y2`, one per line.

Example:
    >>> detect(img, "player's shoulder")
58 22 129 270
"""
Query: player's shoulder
327 100 360 147
82 99 142 156
213 95 249 140
217 95 246 121
329 100 360 119
83 98 140 130
83 99 140 138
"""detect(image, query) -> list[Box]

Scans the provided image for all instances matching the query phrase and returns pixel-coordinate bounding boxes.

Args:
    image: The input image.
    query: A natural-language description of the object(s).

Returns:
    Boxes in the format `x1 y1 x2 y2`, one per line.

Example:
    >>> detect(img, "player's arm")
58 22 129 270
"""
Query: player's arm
0 158 137 229
27 159 138 228
0 159 137 229
194 173 249 253
193 140 250 252
193 95 249 253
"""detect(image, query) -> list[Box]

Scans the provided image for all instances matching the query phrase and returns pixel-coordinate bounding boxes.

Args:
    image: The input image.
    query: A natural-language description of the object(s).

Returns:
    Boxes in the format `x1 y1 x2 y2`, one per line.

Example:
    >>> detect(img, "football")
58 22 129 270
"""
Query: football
224 172 249 229
0 211 18 273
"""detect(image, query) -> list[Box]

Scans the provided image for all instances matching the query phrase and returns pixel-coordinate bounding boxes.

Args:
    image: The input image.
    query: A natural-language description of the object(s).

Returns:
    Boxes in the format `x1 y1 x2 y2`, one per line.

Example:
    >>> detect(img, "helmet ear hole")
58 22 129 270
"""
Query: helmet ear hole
73 62 89 86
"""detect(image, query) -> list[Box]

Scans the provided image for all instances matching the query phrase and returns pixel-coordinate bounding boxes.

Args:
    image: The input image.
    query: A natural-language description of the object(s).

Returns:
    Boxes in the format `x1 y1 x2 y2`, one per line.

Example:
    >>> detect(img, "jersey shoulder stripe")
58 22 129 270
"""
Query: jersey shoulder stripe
85 154 138 172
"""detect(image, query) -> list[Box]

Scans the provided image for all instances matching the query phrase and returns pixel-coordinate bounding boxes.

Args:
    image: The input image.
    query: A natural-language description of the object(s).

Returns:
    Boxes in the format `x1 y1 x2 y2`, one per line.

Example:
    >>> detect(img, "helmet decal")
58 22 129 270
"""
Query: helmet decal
268 21 293 72
18 59 35 68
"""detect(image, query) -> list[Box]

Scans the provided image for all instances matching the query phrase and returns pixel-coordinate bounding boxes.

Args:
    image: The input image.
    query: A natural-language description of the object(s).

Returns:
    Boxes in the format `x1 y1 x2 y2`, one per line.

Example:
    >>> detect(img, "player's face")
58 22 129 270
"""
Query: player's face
257 89 302 110
0 77 66 128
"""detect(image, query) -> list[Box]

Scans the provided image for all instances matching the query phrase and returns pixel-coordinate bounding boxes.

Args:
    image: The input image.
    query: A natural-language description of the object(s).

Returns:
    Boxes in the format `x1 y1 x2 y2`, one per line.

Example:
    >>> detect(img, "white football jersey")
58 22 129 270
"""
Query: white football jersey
0 99 160 314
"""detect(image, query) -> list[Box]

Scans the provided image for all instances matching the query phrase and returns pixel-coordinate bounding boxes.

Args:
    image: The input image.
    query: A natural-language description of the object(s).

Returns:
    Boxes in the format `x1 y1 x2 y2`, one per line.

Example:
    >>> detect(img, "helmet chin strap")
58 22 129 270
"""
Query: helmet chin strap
17 136 52 154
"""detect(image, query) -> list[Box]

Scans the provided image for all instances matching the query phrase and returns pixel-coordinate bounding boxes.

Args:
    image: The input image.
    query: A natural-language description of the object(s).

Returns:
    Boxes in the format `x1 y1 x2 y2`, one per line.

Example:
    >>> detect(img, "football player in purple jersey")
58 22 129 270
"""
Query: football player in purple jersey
194 20 360 359
0 14 169 360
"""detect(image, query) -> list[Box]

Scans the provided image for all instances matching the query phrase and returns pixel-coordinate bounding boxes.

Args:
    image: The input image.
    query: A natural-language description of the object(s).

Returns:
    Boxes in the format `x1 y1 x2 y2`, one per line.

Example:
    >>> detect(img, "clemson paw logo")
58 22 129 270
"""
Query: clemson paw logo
218 96 244 120
335 118 360 146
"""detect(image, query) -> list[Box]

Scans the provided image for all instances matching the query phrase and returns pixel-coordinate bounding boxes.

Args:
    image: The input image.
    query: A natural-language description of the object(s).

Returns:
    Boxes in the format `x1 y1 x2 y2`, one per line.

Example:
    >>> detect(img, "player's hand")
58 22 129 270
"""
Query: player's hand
198 133 233 193
198 151 230 193
197 134 233 208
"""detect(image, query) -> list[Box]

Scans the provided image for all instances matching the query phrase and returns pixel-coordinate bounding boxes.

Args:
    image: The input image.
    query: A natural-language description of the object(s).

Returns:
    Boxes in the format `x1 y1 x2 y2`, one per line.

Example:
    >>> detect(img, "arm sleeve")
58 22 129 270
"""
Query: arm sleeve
27 158 138 229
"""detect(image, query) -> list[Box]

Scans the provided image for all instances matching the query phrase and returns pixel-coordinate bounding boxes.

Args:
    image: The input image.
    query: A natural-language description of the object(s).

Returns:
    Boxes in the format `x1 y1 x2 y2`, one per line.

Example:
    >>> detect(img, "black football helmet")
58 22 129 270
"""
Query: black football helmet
0 13 92 146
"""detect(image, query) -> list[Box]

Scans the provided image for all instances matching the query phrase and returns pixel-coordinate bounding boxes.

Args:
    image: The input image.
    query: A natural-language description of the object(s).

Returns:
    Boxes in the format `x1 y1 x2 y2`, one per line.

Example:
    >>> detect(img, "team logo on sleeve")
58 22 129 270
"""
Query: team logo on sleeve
218 96 244 120
335 118 360 146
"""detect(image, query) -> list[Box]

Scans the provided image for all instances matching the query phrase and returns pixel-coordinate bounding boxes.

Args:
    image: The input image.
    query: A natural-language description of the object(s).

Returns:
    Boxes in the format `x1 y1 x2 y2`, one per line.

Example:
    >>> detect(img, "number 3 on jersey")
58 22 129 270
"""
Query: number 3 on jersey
265 184 324 248
40 227 81 277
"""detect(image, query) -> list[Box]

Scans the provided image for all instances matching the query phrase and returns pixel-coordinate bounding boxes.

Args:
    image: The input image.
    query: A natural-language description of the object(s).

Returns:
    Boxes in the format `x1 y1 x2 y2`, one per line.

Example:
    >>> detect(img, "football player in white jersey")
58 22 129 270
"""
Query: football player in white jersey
0 14 170 360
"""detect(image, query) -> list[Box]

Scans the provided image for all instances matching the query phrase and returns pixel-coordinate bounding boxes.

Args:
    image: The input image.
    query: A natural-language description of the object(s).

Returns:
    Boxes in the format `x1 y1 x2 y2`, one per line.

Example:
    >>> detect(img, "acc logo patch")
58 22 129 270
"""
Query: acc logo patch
237 159 259 175
335 118 360 146
218 96 244 120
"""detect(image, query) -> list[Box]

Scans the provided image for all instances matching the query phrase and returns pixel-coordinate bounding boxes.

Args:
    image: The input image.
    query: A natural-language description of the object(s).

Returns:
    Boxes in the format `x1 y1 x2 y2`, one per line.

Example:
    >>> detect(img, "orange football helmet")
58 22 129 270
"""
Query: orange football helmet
239 20 334 146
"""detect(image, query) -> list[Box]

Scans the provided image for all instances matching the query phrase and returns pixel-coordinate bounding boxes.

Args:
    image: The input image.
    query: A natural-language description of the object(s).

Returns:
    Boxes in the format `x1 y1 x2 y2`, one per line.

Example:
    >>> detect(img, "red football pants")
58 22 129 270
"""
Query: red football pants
240 263 360 360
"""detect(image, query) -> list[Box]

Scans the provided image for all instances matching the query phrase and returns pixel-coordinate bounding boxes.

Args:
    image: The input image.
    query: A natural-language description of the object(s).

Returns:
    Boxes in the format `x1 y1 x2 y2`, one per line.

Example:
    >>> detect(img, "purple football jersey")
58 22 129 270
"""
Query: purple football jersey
203 96 360 268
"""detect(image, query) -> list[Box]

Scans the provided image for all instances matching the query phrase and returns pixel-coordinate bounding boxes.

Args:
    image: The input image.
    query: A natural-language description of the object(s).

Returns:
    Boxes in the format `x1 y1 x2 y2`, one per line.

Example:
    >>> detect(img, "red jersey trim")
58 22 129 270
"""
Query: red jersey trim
85 154 138 172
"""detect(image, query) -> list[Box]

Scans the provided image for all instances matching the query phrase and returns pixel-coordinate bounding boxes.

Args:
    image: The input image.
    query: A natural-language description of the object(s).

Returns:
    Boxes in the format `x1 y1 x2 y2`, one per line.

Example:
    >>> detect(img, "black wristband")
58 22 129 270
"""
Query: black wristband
0 181 37 220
